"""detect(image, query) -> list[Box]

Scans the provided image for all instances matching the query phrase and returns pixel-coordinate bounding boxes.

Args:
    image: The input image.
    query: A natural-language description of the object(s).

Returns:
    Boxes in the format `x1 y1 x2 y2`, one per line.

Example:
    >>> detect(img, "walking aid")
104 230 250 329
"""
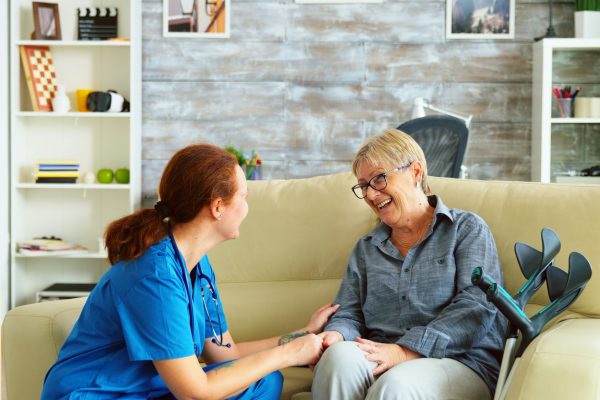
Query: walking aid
471 227 592 400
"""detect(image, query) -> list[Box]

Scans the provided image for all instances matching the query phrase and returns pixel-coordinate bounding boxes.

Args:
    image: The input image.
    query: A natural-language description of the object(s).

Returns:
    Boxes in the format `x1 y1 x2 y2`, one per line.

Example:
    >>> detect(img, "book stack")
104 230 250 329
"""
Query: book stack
35 160 80 184
17 237 88 257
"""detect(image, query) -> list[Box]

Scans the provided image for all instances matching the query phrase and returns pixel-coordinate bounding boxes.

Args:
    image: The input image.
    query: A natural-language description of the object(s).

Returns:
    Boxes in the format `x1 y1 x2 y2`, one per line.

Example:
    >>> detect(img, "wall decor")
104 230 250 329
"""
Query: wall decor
78 7 118 40
32 2 61 40
295 0 382 4
163 0 229 38
446 0 515 39
19 45 57 111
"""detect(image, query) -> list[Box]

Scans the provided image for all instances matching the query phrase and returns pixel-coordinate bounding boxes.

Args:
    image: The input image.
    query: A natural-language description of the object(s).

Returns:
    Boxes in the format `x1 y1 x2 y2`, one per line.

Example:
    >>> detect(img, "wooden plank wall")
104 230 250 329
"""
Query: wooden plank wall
141 0 576 198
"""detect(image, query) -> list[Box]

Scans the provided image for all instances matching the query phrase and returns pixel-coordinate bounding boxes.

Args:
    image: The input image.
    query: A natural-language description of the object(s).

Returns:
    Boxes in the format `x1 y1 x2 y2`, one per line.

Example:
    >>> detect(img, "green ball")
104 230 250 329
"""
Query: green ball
115 168 130 184
96 168 114 184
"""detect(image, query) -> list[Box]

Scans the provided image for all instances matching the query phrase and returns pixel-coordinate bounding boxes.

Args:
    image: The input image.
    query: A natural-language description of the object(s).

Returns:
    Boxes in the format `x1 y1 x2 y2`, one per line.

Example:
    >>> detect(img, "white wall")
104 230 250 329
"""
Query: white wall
1 0 10 317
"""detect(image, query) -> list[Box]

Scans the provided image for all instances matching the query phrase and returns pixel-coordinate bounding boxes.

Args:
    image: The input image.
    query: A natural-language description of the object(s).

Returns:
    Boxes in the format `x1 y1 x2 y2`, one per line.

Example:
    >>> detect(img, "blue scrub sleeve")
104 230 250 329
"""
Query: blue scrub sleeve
117 270 196 361
200 257 229 339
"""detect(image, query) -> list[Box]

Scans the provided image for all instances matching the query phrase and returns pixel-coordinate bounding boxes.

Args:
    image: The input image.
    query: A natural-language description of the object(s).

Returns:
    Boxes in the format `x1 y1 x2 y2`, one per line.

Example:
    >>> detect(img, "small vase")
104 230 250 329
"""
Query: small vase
575 11 600 38
52 84 71 113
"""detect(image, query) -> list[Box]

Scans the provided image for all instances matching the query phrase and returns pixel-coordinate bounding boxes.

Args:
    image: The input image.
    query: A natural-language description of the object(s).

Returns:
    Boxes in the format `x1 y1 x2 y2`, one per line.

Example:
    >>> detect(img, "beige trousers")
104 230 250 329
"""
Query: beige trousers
312 341 491 400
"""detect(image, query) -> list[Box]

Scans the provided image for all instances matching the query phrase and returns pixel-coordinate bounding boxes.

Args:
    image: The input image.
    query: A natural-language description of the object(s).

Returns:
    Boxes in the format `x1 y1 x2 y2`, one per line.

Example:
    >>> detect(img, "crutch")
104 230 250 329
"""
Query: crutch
471 228 592 400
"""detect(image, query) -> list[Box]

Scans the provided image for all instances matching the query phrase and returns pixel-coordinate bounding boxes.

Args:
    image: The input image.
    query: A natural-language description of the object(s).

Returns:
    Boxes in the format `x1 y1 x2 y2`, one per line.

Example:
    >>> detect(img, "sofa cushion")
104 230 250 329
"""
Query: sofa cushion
429 177 600 317
209 172 379 342
2 297 85 400
505 319 600 399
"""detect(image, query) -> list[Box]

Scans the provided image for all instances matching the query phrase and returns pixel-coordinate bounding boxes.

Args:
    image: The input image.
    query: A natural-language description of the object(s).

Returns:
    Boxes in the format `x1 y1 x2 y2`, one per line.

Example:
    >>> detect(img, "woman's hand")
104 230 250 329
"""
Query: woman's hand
282 333 324 367
318 330 344 349
355 337 421 376
303 303 340 334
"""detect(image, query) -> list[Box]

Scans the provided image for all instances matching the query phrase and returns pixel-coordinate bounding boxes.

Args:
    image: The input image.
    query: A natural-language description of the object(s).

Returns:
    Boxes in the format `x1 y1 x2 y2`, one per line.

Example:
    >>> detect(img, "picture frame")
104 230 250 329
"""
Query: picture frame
295 0 382 4
163 0 230 38
32 2 61 40
446 0 515 39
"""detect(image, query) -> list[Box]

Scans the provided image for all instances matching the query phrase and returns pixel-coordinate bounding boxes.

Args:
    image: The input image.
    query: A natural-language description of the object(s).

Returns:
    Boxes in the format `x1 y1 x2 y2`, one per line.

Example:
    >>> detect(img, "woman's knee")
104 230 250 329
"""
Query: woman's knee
318 341 369 367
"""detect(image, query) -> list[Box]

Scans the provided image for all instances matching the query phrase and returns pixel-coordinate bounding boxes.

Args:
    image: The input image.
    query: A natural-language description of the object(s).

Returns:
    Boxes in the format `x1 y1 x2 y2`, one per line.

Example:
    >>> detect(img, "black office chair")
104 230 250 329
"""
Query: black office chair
397 115 469 178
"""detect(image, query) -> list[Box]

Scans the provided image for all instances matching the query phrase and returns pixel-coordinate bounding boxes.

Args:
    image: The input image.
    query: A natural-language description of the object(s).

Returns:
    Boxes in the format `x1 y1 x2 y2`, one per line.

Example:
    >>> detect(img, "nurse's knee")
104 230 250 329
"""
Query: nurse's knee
259 370 283 394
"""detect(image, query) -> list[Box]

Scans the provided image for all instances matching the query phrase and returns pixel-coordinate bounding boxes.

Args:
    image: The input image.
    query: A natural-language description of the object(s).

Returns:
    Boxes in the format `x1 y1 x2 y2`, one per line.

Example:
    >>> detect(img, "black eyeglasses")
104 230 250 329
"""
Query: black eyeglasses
351 163 411 199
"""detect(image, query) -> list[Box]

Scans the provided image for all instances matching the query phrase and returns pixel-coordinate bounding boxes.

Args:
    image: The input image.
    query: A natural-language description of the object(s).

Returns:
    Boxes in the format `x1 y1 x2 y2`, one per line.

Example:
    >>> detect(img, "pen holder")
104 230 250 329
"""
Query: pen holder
553 98 573 118
243 164 262 180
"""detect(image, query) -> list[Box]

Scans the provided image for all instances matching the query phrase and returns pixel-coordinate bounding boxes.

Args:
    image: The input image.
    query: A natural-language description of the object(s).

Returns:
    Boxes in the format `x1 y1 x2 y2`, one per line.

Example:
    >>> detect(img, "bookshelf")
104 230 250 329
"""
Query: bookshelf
9 0 141 307
532 38 600 183
1 0 9 316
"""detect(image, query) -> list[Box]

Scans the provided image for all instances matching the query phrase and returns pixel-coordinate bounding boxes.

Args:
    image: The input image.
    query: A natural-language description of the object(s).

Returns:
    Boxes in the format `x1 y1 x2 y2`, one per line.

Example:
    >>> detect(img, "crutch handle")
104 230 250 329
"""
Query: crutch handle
472 267 535 340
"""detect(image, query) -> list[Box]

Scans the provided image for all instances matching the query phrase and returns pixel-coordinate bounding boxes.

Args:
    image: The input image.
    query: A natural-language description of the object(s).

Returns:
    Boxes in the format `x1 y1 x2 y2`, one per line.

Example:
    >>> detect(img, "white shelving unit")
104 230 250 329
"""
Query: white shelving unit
532 38 600 183
9 0 141 307
1 0 10 317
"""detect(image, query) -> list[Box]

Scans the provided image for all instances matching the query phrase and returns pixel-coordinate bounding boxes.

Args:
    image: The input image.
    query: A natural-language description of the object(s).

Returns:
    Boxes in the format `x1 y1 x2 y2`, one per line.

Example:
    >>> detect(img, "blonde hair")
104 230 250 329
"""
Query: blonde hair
352 128 430 194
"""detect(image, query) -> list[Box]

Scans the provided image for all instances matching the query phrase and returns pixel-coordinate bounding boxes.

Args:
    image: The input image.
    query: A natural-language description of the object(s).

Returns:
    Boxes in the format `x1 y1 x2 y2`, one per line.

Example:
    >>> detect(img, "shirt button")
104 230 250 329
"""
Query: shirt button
401 295 407 300
403 268 409 273
407 327 411 331
437 259 444 264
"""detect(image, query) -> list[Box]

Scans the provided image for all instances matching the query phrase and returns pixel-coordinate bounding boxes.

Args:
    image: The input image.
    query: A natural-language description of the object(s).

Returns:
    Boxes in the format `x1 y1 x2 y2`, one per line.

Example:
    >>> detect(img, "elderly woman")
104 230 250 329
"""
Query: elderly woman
312 129 506 400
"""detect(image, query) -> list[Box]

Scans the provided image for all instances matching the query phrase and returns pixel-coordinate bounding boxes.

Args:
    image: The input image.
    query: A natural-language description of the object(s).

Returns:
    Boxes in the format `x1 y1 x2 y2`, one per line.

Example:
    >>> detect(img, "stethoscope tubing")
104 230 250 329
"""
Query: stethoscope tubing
168 228 230 350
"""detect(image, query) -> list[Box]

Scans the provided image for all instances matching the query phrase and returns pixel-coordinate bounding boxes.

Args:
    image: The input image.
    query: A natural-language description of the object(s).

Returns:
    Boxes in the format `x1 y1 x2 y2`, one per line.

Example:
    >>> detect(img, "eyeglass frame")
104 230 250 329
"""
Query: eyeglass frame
351 162 412 199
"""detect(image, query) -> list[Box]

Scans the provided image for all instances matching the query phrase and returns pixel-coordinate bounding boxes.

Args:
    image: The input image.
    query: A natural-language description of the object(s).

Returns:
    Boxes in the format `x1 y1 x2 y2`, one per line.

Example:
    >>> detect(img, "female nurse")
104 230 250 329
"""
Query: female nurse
41 144 337 400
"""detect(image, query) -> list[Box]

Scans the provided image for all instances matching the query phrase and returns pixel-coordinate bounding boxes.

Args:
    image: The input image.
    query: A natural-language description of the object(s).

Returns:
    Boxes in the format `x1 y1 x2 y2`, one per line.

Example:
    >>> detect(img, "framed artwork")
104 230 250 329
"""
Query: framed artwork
295 0 382 3
19 45 58 112
446 0 515 39
32 2 61 40
163 0 230 38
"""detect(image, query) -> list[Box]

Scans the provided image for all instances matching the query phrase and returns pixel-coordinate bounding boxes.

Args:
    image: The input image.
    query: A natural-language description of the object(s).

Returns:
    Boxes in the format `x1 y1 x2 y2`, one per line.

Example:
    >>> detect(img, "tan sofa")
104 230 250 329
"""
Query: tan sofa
3 173 600 400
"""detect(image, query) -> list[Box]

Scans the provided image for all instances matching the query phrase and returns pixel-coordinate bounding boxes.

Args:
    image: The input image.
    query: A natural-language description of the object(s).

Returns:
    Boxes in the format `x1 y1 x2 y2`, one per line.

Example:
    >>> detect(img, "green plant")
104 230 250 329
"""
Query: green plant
576 0 600 11
225 146 246 166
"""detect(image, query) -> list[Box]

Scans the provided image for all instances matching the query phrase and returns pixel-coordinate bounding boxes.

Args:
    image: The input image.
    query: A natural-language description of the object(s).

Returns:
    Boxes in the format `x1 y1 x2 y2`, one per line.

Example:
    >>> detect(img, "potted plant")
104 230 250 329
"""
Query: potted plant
225 145 247 166
575 0 600 38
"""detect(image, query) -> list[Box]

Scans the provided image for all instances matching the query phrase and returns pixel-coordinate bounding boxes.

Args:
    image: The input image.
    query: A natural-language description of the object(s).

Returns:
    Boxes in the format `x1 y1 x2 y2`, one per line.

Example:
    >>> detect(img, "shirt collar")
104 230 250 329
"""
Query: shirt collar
368 195 454 246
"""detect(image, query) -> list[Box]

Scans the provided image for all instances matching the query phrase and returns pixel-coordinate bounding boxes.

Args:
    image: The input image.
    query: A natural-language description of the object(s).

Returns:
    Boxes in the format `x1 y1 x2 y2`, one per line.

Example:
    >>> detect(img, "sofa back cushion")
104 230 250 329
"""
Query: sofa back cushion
428 177 600 318
210 173 600 342
209 172 378 341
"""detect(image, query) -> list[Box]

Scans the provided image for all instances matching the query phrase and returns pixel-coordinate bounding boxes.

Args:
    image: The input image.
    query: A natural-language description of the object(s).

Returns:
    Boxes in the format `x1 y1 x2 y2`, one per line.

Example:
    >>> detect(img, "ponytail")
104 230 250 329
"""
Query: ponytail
105 208 167 265
104 143 238 265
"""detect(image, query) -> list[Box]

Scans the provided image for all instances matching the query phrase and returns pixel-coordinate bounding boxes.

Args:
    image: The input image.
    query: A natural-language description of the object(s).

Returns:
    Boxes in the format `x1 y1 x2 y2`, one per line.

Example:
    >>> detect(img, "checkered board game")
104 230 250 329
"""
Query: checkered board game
19 45 58 112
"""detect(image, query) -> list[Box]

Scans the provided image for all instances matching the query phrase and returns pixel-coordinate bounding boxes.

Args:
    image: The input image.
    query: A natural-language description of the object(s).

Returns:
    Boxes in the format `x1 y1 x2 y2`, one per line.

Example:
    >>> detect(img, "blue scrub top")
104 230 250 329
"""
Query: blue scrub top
41 237 228 400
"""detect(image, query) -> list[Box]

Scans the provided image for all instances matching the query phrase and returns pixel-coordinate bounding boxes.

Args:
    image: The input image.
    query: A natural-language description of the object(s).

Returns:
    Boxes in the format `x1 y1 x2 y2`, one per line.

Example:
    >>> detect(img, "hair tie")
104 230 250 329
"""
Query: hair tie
154 201 172 220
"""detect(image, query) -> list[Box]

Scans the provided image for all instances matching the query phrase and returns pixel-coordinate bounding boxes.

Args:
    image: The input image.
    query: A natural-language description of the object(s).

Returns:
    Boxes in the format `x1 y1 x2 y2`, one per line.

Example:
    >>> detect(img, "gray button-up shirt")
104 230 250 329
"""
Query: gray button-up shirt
325 195 506 394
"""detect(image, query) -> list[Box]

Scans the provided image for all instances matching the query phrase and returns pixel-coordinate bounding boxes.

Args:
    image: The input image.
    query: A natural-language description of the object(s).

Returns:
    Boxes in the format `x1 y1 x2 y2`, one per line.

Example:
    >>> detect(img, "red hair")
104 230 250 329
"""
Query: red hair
105 144 238 264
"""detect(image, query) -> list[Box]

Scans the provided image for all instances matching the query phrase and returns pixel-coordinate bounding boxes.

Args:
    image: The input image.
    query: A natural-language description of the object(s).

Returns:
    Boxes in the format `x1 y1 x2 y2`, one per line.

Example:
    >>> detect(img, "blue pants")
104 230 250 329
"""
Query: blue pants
154 360 283 400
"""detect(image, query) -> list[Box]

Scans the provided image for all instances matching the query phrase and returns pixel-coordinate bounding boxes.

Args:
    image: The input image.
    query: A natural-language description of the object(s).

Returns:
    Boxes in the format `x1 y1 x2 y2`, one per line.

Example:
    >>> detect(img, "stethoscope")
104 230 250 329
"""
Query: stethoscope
168 228 231 349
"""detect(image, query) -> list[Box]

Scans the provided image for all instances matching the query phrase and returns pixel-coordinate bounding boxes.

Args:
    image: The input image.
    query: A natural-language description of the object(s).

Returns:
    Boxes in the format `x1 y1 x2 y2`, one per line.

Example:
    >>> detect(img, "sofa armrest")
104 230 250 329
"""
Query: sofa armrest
2 297 85 400
505 318 600 399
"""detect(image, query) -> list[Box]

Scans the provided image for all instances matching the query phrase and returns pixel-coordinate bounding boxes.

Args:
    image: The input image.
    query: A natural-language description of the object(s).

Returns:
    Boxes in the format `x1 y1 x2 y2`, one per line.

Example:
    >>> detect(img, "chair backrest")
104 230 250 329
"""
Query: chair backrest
397 115 469 178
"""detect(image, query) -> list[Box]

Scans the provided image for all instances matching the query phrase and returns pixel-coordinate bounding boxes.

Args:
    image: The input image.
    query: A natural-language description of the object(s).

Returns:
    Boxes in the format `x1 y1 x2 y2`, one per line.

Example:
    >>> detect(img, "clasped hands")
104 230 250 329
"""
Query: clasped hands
291 303 420 376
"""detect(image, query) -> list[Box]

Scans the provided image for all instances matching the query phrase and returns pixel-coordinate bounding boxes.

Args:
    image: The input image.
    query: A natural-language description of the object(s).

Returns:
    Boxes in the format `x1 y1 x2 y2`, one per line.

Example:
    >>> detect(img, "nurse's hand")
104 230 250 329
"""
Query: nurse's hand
304 303 340 334
283 333 324 367
318 330 344 348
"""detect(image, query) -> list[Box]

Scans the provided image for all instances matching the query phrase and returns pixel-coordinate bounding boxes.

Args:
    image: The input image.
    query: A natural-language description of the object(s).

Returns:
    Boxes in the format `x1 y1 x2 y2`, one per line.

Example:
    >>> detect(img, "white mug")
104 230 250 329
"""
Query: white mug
575 97 592 118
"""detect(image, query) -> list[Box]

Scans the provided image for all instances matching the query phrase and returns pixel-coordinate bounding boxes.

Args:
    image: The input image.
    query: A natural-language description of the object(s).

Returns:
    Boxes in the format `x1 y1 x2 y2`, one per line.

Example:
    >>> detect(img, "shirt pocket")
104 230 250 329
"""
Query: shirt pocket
411 254 456 313
363 268 401 321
